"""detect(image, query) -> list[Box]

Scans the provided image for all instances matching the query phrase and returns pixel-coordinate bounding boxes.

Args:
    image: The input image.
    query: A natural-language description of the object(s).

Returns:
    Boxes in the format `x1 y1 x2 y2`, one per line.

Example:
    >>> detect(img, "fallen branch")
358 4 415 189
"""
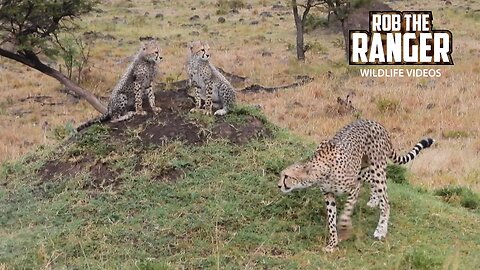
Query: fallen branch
241 75 314 93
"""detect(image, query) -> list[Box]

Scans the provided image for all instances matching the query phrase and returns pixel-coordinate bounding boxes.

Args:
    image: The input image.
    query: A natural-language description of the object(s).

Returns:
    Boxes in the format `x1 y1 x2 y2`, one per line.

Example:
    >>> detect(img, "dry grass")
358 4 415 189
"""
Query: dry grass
1 0 479 191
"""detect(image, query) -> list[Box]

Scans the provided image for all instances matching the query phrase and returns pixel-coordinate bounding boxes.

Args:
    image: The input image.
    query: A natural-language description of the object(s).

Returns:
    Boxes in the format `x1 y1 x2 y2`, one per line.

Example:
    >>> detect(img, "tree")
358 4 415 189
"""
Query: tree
291 0 324 61
0 0 106 114
324 0 351 57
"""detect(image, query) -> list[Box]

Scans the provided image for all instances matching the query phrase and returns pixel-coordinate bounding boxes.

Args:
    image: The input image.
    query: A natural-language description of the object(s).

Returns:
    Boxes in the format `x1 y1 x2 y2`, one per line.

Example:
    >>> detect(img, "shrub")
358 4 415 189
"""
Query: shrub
442 130 469 139
304 15 328 33
376 97 400 114
435 186 480 210
216 0 245 10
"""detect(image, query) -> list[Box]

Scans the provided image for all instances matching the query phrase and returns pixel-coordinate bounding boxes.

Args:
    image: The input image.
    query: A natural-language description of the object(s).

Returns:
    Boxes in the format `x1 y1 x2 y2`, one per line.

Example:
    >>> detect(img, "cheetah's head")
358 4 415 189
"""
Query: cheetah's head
278 141 333 193
189 40 210 61
141 40 162 63
279 163 315 193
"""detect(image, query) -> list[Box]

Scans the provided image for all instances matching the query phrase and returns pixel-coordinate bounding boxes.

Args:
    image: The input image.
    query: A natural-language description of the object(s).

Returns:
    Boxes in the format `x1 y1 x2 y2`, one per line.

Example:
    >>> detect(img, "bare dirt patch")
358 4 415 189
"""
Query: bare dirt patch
39 156 120 189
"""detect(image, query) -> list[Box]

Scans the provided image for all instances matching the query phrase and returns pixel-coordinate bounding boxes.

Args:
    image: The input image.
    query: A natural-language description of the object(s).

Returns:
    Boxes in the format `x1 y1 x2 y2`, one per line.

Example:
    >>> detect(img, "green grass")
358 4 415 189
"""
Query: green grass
1 113 479 269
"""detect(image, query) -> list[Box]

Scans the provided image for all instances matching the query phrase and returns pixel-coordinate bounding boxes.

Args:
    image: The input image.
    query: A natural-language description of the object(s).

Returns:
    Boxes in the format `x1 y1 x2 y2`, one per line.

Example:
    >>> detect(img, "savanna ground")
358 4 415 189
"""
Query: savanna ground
1 88 479 269
1 0 480 268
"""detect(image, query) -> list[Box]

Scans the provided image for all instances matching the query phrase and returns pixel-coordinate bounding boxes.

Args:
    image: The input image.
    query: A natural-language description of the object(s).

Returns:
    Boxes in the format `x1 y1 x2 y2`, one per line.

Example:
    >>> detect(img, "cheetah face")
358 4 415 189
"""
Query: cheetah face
189 40 210 61
278 163 316 193
141 41 162 63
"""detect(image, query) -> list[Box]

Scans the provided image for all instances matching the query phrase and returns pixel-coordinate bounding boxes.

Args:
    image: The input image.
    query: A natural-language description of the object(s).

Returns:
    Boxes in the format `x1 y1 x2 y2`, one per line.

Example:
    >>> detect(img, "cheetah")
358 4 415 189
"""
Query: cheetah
186 40 236 116
278 119 434 252
76 40 162 131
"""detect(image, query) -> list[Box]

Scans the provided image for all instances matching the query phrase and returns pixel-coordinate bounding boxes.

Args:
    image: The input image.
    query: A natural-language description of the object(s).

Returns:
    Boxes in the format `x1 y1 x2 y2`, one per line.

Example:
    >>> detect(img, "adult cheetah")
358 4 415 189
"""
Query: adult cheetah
278 119 434 252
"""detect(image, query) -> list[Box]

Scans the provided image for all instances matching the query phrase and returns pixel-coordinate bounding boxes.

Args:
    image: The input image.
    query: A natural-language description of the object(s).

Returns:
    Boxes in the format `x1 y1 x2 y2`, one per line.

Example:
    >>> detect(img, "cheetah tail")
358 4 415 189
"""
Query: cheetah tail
390 138 435 165
76 113 111 132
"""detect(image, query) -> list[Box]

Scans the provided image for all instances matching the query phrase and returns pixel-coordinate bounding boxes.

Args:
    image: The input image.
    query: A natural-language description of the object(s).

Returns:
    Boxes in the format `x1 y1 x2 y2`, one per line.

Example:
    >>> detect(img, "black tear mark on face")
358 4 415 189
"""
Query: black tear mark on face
283 175 291 191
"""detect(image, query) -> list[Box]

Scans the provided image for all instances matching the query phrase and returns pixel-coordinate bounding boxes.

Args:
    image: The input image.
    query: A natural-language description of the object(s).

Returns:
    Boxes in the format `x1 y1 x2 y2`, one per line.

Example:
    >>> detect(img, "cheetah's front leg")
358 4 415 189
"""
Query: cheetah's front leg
146 85 162 114
190 85 208 114
203 81 214 116
193 85 202 109
338 182 361 241
133 81 147 116
323 192 338 252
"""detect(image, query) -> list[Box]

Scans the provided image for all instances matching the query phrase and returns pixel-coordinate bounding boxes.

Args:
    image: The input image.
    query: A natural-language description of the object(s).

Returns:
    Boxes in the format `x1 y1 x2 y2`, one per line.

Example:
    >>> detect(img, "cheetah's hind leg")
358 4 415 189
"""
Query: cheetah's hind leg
359 166 379 208
109 94 134 123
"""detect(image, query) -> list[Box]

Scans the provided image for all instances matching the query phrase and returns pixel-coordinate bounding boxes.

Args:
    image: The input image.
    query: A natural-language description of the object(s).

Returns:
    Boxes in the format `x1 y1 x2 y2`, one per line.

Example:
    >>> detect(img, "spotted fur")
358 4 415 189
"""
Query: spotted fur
278 119 434 252
186 41 236 116
77 40 162 131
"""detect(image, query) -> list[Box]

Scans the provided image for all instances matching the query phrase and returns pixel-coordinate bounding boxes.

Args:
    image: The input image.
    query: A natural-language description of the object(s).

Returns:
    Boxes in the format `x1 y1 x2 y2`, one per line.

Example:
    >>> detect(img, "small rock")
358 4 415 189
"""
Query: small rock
218 17 226 23
155 13 164 19
250 20 259 25
261 51 272 57
272 4 285 10
189 15 200 21
260 11 273 17
139 36 155 41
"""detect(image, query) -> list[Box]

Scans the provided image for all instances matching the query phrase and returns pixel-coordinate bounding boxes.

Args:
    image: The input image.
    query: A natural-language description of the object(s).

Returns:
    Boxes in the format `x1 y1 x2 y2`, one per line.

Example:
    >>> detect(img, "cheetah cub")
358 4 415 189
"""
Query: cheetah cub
186 41 236 116
278 119 434 252
77 40 162 131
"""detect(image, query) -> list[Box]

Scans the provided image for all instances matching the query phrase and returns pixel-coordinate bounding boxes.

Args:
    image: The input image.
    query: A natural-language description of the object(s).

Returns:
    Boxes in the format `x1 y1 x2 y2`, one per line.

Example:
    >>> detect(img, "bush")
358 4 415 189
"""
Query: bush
376 97 400 114
216 0 245 10
435 186 480 210
304 15 328 33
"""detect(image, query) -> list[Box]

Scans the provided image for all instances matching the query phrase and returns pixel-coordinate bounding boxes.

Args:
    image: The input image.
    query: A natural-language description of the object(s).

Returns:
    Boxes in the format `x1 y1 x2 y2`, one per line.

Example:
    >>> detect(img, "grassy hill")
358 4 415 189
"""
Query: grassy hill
1 90 479 269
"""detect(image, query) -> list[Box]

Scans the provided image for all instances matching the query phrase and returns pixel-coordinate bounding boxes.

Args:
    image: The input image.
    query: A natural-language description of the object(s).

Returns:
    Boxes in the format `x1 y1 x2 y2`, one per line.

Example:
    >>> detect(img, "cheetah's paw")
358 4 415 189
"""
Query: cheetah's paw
152 107 162 114
373 228 387 240
213 109 227 116
323 246 338 253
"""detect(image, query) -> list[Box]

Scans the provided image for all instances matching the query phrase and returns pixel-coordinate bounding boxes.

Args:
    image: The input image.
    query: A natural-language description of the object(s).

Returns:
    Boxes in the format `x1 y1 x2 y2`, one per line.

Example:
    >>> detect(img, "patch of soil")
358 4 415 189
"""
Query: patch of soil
140 113 204 145
211 116 271 144
39 157 120 189
102 88 271 146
